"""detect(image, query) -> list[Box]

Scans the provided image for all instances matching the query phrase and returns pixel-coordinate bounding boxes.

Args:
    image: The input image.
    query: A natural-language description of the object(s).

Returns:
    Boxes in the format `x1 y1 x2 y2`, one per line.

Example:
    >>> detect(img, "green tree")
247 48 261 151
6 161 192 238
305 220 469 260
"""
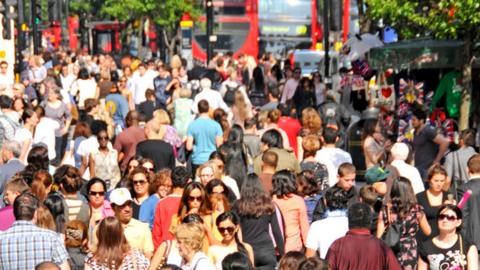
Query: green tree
365 0 480 129
101 0 200 59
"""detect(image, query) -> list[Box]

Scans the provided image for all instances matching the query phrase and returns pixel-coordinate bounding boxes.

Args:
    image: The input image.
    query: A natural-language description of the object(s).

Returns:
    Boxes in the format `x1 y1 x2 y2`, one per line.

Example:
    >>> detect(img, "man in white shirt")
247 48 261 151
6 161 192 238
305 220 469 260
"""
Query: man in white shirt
280 67 301 104
0 61 14 94
132 64 154 106
390 142 424 194
305 187 349 259
33 107 60 161
316 127 352 176
192 78 230 114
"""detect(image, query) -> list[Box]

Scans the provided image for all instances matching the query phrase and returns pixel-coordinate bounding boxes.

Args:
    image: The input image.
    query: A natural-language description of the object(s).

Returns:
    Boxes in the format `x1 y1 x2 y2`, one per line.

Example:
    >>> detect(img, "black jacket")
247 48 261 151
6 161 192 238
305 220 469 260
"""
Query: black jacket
457 178 480 249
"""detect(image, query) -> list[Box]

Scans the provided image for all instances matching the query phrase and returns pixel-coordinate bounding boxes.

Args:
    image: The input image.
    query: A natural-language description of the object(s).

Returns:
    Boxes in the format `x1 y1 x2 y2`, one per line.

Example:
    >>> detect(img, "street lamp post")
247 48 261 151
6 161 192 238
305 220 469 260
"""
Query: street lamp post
206 0 213 65
323 0 330 81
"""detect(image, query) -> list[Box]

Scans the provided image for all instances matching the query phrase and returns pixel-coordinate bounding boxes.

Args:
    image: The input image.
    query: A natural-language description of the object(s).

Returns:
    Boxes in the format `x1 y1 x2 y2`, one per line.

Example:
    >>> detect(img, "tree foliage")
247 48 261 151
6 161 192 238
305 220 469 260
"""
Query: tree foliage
365 0 480 41
101 0 200 32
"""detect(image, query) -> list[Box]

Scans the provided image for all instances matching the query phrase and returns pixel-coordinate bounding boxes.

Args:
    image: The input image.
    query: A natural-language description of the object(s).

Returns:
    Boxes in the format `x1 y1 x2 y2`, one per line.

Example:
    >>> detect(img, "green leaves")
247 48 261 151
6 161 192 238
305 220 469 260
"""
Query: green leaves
365 0 480 41
100 0 200 32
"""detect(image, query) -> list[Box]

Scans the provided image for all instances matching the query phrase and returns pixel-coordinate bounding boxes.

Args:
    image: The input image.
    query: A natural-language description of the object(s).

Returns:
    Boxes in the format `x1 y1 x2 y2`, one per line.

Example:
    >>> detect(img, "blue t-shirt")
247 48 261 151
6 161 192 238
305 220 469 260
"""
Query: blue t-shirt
139 194 160 230
105 93 129 128
187 117 223 165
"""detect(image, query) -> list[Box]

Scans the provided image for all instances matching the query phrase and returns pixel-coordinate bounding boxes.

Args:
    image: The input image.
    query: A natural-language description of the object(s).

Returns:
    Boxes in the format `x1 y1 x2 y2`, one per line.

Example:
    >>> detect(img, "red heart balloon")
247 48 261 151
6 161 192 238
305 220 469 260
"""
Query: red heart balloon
381 87 392 98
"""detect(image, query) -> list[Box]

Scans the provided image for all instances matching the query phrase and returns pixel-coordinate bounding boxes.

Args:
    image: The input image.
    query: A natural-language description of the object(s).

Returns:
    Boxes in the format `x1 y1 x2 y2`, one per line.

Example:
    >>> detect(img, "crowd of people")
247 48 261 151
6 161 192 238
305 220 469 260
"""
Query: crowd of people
0 49 479 270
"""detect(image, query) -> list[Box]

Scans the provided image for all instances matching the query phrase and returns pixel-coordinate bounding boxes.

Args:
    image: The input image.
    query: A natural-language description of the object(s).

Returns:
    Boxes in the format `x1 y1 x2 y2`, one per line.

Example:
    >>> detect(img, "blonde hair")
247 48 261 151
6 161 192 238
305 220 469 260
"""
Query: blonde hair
175 223 205 252
301 108 322 133
179 88 192 98
153 109 171 125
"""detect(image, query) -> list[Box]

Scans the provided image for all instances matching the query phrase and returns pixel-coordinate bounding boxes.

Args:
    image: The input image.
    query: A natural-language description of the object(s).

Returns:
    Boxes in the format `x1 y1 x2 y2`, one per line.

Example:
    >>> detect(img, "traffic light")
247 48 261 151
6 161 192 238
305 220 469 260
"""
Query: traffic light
1 0 18 40
47 0 59 22
34 3 41 24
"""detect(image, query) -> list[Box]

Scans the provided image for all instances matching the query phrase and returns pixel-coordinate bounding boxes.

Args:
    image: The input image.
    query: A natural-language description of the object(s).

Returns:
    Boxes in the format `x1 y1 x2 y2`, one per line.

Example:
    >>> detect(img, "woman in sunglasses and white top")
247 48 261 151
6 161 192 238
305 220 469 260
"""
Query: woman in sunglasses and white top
77 178 115 246
208 212 254 270
418 204 478 270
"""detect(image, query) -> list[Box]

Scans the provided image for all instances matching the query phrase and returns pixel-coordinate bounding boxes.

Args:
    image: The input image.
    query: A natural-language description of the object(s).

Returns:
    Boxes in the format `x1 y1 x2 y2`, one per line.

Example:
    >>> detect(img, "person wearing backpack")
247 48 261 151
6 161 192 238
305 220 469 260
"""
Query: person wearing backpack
220 68 251 107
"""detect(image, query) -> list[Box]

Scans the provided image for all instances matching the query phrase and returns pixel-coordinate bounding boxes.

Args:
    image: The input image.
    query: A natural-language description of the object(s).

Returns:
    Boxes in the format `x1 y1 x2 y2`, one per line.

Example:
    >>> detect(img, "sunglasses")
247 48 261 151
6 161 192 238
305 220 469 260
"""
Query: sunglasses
188 196 202 202
89 191 105 196
438 214 457 221
133 180 147 185
218 226 235 234
98 136 109 141
143 166 155 172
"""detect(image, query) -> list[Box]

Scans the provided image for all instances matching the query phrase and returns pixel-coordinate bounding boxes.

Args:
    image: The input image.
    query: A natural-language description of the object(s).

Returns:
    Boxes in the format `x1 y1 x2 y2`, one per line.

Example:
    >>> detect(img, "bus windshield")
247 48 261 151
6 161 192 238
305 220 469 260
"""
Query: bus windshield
258 0 312 21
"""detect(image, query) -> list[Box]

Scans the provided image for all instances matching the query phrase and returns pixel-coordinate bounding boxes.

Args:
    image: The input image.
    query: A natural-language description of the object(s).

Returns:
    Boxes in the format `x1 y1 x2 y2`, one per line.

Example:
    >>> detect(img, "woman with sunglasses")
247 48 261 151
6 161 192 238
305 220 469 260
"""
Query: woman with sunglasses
205 180 234 242
171 182 216 245
129 167 152 219
88 129 121 190
418 204 478 270
208 212 254 269
77 178 114 245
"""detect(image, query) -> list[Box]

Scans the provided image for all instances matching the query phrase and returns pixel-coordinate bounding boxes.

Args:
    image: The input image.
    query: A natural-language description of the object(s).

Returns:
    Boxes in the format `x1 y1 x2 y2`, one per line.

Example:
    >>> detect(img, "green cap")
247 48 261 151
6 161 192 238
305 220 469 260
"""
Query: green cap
365 165 391 185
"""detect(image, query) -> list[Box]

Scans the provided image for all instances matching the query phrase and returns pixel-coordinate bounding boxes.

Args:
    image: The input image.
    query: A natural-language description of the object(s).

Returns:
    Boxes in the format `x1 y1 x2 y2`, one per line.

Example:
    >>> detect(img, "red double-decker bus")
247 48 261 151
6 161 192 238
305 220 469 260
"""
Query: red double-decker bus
192 0 321 62
192 0 258 63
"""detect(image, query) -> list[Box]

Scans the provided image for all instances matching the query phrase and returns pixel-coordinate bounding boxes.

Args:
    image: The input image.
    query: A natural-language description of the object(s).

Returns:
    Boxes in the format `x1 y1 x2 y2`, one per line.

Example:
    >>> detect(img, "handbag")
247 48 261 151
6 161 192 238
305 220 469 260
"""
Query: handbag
156 240 172 270
381 204 402 254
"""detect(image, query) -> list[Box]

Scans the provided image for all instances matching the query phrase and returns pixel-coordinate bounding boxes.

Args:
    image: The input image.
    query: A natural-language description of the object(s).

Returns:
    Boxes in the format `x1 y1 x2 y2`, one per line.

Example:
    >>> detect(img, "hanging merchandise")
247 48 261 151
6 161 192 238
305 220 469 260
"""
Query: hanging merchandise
398 79 425 105
429 108 455 142
368 72 395 112
396 78 431 143
351 59 375 80
430 71 462 118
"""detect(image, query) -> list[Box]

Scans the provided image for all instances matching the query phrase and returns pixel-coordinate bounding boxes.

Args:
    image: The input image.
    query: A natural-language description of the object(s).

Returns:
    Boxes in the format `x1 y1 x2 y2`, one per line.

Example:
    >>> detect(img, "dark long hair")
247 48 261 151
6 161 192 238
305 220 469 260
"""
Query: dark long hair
219 144 247 190
252 66 265 92
89 217 130 269
21 145 50 185
361 119 378 141
177 182 211 217
389 177 417 218
235 173 274 218
43 193 66 233
216 212 249 261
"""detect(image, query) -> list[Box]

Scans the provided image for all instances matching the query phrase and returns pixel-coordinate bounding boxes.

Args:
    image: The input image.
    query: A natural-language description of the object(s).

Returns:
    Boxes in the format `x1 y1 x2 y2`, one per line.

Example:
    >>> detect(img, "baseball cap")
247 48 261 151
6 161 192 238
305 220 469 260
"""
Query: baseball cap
365 166 391 185
109 188 132 206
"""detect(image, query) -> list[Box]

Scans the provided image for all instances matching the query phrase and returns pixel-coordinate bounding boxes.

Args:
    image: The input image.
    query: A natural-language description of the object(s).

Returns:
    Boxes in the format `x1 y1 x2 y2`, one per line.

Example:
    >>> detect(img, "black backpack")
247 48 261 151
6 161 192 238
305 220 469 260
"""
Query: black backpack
224 84 239 106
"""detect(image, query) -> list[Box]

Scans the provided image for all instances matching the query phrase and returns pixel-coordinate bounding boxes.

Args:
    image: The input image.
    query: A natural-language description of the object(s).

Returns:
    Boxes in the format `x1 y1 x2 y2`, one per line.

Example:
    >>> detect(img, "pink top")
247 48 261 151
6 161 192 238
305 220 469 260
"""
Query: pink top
0 205 15 231
273 194 310 252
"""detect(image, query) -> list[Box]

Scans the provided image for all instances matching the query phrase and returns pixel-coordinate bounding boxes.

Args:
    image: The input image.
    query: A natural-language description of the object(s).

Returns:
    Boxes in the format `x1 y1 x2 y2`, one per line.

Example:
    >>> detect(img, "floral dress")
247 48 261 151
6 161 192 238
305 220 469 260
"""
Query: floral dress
85 249 149 270
382 204 425 269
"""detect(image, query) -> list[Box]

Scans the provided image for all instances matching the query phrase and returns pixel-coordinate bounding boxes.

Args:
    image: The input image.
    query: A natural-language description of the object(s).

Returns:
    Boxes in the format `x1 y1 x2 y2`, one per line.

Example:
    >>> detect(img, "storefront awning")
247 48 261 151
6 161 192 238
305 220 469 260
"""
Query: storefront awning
368 39 465 70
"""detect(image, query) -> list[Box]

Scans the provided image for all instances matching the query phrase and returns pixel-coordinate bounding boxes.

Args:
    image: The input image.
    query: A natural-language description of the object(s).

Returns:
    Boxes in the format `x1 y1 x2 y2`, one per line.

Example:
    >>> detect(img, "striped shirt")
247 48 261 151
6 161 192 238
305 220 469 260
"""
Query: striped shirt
0 220 69 269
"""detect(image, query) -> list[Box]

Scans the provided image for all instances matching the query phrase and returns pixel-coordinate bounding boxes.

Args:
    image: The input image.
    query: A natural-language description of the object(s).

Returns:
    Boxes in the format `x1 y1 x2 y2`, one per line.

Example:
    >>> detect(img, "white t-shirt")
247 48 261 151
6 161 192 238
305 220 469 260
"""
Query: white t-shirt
132 74 154 105
33 117 60 160
305 211 349 259
77 136 113 180
192 89 230 114
391 160 425 194
315 147 353 171
72 79 97 109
